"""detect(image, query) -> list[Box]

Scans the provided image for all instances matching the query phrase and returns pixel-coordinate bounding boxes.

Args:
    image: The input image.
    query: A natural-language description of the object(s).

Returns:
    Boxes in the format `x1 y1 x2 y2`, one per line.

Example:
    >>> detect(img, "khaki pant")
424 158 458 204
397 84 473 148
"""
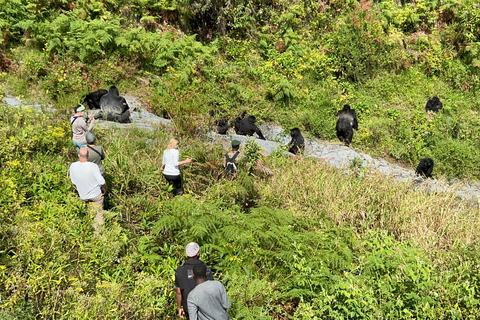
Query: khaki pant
86 193 104 231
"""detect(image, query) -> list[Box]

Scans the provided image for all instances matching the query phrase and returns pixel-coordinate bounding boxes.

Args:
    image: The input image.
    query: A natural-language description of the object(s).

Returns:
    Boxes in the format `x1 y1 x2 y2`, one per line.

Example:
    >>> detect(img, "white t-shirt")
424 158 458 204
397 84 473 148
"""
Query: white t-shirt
69 161 105 200
162 148 180 176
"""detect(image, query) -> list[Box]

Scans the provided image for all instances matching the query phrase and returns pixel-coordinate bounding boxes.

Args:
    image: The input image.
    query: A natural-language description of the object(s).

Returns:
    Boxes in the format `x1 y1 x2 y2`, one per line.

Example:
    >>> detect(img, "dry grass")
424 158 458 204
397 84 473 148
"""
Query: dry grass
259 156 480 253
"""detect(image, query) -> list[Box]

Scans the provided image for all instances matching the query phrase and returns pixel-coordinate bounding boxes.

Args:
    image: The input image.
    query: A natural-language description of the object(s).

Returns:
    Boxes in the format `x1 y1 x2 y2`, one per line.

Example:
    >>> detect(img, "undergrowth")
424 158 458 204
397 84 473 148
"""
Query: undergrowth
1 106 480 318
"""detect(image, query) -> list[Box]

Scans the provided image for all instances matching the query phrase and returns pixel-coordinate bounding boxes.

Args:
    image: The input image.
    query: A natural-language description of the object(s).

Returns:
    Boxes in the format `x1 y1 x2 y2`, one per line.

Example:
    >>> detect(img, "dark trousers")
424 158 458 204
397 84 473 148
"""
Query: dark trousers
163 174 183 195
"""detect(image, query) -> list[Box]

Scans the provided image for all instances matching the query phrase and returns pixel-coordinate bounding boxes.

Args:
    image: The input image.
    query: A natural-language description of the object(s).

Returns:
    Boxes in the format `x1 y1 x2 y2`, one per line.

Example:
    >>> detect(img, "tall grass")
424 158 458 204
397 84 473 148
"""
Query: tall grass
261 156 480 252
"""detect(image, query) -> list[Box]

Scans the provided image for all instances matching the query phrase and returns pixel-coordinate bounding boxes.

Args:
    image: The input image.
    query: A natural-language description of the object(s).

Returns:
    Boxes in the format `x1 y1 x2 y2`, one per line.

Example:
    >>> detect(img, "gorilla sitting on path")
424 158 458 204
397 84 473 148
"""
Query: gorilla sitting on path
336 104 358 146
288 128 305 155
208 106 229 134
234 113 266 140
415 158 434 178
99 86 131 123
83 89 108 110
214 118 229 134
425 96 443 113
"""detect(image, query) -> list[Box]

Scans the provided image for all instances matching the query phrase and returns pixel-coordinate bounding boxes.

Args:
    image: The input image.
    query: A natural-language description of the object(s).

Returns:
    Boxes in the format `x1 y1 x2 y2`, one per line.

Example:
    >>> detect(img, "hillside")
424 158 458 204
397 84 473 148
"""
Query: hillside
2 0 480 318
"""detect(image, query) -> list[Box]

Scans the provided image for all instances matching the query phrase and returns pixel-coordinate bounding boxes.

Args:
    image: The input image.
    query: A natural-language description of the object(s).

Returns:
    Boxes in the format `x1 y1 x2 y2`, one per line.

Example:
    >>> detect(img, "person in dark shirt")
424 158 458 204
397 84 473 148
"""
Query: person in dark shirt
174 242 214 319
85 132 105 177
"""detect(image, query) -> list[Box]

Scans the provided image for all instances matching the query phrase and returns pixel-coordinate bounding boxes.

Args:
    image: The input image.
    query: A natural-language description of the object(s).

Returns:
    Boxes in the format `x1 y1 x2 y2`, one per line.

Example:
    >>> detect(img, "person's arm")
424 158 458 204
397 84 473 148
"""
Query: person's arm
187 296 198 320
101 184 107 195
87 114 96 131
179 158 192 166
78 117 95 132
93 165 106 188
176 287 185 318
220 284 231 310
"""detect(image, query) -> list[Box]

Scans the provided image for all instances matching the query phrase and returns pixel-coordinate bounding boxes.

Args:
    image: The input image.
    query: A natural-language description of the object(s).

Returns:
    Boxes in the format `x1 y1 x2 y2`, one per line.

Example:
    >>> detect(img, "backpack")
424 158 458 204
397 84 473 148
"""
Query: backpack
225 151 240 176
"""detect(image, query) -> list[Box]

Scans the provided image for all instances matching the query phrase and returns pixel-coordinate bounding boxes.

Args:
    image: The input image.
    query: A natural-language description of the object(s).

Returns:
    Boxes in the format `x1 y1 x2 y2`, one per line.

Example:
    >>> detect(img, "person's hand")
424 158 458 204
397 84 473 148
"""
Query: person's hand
178 307 185 318
185 158 192 163
88 114 95 121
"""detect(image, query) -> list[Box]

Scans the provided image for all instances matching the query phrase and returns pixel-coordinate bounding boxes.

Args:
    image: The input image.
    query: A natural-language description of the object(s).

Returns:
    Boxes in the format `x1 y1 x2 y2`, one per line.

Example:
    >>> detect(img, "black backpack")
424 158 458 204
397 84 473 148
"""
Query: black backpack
225 151 240 176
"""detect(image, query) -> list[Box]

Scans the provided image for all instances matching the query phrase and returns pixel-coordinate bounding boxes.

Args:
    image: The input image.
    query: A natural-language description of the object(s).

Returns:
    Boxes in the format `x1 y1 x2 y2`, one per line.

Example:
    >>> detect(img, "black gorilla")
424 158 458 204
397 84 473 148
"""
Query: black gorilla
288 128 305 155
415 158 434 178
99 86 131 123
214 118 229 134
425 96 443 112
208 106 229 134
234 113 266 140
336 104 358 146
83 89 108 110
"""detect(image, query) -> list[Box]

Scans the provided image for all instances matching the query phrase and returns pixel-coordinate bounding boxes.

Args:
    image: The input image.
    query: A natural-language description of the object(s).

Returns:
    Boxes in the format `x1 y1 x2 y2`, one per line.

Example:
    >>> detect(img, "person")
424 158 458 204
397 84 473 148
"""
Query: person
187 263 231 320
85 132 106 177
175 242 214 319
71 104 96 151
161 138 192 196
223 140 243 178
69 147 107 231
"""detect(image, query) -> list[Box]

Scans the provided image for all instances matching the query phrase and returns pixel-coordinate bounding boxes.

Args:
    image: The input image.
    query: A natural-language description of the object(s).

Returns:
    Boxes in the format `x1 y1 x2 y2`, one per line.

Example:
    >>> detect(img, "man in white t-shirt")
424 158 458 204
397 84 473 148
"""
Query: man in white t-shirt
69 147 107 230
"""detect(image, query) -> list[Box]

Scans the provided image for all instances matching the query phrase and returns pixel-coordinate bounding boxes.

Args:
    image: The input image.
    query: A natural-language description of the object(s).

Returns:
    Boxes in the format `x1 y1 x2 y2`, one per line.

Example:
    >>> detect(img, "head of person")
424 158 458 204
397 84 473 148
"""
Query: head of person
185 242 200 259
193 263 207 280
74 104 86 115
231 140 241 151
78 147 89 161
85 132 96 145
167 138 179 150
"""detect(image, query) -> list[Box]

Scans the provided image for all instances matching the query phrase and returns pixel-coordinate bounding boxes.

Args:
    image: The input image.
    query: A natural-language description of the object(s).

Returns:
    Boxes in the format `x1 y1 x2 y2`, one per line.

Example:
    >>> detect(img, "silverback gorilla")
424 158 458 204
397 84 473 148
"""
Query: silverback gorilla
288 128 305 155
83 89 108 110
99 86 131 123
336 104 358 146
415 158 434 178
425 96 443 112
234 113 266 140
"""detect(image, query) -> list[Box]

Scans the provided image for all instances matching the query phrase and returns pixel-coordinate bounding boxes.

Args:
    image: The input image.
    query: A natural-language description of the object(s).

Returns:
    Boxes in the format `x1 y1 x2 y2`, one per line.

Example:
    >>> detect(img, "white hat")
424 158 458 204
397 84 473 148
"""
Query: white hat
185 242 200 257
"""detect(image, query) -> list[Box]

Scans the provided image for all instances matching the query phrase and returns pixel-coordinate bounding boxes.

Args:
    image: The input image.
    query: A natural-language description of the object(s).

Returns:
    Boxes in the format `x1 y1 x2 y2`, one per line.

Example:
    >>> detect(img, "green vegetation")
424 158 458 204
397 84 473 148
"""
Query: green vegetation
1 106 480 319
2 0 480 318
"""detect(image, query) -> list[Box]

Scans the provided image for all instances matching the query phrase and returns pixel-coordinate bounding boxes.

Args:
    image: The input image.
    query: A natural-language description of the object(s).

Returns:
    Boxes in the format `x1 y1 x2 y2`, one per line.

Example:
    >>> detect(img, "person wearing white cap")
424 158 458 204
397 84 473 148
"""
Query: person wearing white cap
71 104 96 151
175 242 214 319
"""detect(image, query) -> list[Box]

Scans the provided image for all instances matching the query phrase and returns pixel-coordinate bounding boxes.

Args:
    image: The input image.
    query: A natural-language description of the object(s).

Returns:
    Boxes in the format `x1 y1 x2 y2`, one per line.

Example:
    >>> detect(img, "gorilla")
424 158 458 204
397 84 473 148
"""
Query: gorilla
415 158 434 178
208 105 229 134
234 113 266 140
83 89 108 110
99 86 131 123
288 128 305 155
214 118 229 134
425 96 443 113
336 104 358 146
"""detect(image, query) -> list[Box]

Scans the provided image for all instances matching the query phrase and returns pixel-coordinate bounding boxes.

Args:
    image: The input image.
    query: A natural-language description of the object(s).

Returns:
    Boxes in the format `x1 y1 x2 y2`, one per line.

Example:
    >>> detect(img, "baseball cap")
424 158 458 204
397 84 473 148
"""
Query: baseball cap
185 242 200 257
232 140 241 147
76 105 86 112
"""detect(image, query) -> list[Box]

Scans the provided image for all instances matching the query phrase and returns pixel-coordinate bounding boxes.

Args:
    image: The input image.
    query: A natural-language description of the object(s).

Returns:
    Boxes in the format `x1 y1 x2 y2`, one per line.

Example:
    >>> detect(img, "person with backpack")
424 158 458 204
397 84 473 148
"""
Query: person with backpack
224 140 243 177
71 104 96 152
85 132 105 177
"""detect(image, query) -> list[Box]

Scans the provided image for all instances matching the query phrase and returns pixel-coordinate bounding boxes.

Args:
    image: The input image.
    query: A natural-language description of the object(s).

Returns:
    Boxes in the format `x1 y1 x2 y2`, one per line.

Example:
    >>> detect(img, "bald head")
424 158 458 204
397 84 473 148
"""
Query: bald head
78 147 89 161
